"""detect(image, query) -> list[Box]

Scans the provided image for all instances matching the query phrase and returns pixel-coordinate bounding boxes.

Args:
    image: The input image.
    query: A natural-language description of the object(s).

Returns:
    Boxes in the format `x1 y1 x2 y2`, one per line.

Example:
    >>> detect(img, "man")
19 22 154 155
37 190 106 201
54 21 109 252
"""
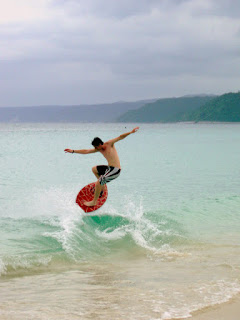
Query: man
64 127 139 207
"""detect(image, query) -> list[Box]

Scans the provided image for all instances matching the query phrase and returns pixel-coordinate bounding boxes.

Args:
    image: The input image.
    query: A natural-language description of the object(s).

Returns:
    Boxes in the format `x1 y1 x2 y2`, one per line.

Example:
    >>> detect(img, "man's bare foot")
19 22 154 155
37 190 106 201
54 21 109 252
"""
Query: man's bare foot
84 200 97 207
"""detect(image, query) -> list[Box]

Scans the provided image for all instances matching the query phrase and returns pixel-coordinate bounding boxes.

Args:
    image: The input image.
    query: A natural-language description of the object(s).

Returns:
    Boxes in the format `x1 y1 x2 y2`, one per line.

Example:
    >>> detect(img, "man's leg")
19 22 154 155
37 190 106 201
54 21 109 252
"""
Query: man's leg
92 166 106 194
84 166 104 207
84 180 104 206
92 166 100 179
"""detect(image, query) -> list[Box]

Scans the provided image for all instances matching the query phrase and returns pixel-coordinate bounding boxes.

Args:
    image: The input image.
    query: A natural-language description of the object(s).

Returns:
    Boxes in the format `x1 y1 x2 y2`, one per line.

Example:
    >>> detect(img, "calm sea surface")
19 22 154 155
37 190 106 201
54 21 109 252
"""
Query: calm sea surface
0 122 240 319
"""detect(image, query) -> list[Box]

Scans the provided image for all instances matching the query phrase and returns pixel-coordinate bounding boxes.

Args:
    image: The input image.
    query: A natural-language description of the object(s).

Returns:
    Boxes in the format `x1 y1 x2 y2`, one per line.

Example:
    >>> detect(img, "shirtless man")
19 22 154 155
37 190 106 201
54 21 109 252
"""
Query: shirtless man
64 127 139 207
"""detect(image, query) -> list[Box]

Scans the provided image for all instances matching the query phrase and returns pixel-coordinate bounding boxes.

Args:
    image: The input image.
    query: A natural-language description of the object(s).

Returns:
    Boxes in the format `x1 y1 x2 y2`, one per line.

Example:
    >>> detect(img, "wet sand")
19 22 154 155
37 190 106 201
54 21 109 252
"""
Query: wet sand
186 295 240 320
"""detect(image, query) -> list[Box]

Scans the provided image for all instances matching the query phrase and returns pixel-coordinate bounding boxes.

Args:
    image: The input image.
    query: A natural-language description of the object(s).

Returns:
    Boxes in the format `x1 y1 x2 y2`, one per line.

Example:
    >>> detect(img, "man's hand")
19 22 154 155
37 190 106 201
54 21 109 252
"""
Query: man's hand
131 127 140 133
64 148 73 153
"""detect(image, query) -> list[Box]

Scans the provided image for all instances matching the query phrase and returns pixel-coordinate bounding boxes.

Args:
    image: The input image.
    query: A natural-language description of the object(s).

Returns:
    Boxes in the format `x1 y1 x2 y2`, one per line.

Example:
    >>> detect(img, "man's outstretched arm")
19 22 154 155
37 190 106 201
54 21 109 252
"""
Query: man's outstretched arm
107 127 139 146
64 148 98 154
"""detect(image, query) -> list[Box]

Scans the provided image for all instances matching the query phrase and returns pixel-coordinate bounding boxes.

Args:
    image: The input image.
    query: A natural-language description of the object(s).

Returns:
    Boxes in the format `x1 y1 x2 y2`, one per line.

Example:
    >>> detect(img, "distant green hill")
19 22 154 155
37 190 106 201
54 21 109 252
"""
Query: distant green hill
182 92 240 122
117 96 215 123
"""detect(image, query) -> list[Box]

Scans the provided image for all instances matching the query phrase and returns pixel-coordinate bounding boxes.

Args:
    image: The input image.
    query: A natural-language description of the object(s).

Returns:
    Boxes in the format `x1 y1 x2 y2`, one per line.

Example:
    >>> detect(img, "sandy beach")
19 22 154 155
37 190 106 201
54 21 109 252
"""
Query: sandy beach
1 292 239 320
187 295 240 320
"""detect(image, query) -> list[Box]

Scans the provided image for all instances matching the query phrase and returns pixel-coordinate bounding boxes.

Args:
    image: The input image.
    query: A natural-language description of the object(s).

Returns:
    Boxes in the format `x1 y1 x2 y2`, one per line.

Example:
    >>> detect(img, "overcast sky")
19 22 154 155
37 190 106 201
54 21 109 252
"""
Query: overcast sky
0 0 240 106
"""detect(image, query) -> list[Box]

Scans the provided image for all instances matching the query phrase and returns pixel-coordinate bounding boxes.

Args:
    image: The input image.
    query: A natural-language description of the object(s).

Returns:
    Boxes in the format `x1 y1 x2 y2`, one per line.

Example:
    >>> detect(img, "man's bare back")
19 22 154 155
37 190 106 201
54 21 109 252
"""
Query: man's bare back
64 127 139 207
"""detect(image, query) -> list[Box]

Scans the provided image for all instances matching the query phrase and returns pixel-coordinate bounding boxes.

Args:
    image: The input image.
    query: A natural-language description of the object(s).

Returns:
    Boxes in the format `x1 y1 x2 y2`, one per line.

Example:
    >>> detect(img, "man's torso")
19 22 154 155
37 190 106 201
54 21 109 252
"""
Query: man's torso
100 143 121 168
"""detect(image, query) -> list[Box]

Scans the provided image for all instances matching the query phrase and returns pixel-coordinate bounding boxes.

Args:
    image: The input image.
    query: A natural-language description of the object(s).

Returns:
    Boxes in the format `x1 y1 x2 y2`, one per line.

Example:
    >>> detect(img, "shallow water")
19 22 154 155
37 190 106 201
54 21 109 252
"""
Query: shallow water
0 122 240 319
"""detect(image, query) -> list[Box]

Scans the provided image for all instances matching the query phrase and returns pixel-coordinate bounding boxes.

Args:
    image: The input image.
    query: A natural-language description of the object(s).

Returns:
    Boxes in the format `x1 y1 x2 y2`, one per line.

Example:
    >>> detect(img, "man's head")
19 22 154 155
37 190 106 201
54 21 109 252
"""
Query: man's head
92 137 104 150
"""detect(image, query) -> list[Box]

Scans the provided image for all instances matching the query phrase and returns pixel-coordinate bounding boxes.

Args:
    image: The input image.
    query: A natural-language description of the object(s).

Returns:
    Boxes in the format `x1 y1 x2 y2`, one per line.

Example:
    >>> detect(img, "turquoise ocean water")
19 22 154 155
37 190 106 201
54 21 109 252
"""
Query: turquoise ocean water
0 122 240 319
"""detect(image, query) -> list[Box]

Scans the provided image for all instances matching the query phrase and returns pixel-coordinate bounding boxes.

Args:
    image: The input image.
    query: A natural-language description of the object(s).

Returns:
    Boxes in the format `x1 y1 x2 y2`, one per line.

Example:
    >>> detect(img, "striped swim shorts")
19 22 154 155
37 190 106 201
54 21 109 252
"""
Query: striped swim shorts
97 165 121 186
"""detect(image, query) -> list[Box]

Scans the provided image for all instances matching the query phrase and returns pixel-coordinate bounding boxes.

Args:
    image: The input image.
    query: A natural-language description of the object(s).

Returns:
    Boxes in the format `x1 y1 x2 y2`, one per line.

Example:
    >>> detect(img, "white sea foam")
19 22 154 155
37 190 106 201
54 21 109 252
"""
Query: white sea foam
95 227 127 240
92 195 186 260
156 280 240 319
0 255 52 277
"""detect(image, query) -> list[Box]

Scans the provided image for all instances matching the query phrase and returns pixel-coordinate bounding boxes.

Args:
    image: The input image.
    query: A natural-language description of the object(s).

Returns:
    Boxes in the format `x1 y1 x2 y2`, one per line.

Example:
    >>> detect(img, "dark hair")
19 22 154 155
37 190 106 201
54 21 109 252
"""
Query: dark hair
92 137 104 147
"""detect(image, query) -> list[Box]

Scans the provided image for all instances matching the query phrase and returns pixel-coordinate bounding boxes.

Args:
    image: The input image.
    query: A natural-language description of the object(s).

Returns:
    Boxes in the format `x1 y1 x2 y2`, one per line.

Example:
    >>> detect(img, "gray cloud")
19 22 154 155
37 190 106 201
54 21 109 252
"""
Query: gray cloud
0 0 240 106
208 0 240 18
50 0 180 19
50 0 240 19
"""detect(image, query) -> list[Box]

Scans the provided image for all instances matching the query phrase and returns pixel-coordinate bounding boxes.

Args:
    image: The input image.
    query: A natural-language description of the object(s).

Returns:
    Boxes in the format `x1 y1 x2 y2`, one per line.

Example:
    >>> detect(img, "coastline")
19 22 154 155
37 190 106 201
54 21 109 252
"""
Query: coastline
185 294 240 320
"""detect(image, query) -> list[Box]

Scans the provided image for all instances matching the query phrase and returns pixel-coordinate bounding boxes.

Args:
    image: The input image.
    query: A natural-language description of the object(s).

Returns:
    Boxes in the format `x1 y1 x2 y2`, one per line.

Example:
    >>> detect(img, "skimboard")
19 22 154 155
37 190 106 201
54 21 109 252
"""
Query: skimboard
76 182 108 213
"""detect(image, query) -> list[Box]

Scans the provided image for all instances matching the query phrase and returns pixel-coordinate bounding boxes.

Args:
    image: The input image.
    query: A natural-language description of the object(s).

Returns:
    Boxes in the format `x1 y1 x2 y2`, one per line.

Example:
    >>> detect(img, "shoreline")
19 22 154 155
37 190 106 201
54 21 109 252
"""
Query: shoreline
185 293 240 320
